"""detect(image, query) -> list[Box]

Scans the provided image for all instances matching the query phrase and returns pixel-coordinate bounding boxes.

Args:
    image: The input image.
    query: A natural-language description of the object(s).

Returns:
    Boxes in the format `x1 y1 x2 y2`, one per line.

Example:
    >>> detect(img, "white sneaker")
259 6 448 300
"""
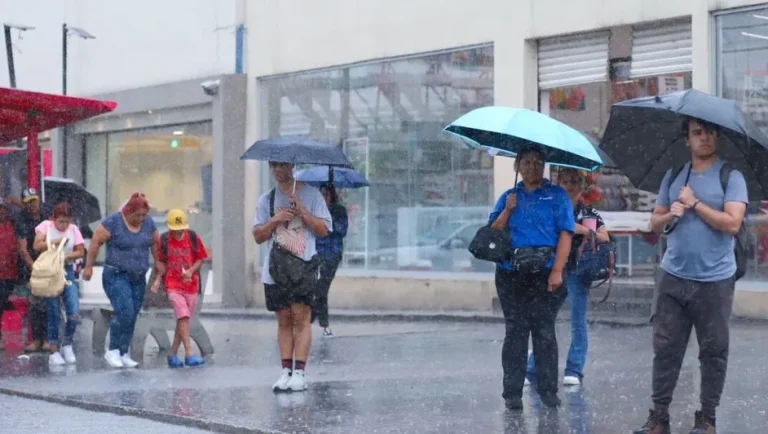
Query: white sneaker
524 378 531 386
272 368 291 392
120 354 139 368
287 369 308 391
61 345 76 364
48 351 66 366
563 376 581 386
104 349 124 368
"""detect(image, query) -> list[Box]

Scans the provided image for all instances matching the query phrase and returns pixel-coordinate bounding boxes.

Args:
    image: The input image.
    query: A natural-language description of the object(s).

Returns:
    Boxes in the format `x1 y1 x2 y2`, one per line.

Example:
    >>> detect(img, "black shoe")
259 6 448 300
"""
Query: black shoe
633 409 671 434
689 410 716 434
539 393 561 408
505 397 523 410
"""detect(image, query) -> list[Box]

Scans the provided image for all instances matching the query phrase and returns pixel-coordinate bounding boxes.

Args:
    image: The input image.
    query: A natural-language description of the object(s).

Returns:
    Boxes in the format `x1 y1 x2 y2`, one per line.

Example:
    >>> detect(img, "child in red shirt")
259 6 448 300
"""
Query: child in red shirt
151 209 208 368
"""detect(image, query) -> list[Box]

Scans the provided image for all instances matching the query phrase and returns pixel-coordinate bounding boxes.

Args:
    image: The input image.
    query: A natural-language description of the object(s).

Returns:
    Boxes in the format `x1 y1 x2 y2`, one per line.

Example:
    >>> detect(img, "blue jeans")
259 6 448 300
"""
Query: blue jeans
103 266 147 355
527 272 589 380
46 266 79 346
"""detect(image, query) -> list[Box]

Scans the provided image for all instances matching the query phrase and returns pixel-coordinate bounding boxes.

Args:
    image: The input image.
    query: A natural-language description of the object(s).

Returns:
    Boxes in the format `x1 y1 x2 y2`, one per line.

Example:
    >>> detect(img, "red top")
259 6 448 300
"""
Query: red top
0 221 18 280
156 231 208 294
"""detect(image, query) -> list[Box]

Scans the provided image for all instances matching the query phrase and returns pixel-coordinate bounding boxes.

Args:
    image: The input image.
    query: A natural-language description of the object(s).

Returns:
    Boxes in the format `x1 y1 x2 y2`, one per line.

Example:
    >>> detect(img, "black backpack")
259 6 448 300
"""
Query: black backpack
160 230 202 293
669 162 747 281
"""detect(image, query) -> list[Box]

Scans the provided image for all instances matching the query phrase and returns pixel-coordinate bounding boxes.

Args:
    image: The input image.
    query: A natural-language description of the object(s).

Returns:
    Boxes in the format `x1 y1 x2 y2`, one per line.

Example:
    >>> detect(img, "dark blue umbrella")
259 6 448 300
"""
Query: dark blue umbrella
600 89 768 200
295 166 369 189
240 135 353 167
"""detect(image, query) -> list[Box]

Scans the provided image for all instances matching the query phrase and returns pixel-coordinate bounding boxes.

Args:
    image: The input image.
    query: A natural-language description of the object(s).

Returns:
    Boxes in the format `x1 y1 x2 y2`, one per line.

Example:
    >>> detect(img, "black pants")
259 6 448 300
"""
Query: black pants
651 270 735 413
496 267 566 399
28 295 47 342
312 254 342 328
0 280 13 338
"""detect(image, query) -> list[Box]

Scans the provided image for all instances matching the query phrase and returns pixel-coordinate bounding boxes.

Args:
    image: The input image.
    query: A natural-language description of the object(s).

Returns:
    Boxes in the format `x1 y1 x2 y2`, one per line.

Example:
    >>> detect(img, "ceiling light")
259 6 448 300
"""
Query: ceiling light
742 31 768 41
173 130 184 136
753 14 768 20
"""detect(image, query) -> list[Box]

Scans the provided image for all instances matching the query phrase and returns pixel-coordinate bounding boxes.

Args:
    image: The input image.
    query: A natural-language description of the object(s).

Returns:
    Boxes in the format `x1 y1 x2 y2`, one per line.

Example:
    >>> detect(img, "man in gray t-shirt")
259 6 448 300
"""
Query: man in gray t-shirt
252 162 332 394
634 118 748 434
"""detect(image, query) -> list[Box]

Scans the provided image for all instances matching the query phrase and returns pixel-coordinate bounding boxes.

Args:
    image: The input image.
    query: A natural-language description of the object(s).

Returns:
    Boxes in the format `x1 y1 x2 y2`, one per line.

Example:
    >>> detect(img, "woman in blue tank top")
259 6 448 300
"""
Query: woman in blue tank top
83 192 162 369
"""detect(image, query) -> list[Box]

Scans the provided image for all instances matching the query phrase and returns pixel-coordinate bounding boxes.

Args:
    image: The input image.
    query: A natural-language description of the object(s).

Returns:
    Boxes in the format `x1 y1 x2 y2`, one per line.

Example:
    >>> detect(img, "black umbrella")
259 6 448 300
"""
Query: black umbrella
240 135 353 167
600 89 768 200
43 177 101 224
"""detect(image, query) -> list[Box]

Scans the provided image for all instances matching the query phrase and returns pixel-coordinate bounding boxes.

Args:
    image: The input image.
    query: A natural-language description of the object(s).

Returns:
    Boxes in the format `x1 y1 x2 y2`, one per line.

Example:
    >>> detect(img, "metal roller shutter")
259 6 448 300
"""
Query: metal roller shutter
630 21 692 78
538 32 610 90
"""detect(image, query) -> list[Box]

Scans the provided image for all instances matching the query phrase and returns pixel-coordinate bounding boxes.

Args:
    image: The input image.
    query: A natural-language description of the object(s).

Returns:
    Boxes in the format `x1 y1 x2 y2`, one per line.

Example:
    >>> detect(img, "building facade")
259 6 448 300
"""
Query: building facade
244 0 768 314
5 1 768 314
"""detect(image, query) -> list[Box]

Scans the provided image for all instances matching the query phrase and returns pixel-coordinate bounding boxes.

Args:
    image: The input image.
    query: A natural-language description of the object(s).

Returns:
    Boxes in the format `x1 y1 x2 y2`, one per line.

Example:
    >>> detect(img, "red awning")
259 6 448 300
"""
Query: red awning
0 87 117 145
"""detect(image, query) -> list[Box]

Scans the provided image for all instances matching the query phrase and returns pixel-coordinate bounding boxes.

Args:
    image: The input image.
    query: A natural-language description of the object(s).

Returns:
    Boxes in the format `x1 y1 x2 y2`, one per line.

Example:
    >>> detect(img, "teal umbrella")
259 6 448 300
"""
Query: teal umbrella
443 106 604 171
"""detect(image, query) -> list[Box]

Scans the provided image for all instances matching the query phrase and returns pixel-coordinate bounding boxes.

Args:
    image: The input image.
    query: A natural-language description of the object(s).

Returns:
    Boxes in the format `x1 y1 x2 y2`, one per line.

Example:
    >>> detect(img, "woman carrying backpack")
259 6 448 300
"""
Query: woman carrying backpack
83 192 162 369
312 184 348 337
526 167 610 387
32 203 85 366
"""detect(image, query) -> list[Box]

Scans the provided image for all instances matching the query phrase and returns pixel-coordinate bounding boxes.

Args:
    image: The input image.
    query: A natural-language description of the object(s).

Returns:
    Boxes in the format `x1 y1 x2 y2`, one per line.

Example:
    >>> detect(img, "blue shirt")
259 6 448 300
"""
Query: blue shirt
656 159 748 281
101 212 158 273
316 203 348 258
488 180 575 270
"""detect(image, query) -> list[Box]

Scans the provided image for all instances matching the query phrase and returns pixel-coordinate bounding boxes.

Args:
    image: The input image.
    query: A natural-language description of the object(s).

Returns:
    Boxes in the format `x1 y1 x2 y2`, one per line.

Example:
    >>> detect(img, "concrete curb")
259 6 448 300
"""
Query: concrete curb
77 305 651 328
196 309 652 328
0 386 277 434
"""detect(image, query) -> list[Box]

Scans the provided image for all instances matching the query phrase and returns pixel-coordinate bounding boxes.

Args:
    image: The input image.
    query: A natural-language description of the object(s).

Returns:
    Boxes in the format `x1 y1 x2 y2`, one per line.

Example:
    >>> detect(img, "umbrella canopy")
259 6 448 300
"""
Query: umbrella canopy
443 106 604 171
43 177 101 224
0 87 117 145
600 89 768 200
241 135 353 167
295 166 369 189
584 134 617 168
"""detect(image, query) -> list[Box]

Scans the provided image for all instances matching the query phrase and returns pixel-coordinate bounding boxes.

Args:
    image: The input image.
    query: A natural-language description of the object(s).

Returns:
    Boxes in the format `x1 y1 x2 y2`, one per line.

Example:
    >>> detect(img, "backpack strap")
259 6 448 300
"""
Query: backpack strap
269 188 276 217
668 163 688 198
188 230 198 256
160 232 168 262
719 162 734 194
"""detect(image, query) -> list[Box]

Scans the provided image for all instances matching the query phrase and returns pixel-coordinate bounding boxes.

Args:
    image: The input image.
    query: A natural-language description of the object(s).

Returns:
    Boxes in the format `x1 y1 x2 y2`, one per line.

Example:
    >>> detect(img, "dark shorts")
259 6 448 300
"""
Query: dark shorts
264 283 313 312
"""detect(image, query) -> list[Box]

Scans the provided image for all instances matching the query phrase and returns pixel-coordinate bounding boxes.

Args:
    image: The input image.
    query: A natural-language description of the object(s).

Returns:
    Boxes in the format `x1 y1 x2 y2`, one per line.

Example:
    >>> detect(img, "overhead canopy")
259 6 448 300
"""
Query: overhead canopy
0 87 117 145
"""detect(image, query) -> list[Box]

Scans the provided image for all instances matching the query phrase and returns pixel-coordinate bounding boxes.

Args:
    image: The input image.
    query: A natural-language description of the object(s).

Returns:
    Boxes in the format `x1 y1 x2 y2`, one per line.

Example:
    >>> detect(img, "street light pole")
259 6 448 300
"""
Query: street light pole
3 23 34 89
62 23 67 95
4 25 15 88
61 24 95 176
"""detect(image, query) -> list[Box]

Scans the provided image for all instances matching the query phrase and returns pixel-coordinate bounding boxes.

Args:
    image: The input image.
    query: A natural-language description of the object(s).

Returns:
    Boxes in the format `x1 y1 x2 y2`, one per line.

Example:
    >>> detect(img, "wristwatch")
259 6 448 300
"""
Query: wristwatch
692 200 701 210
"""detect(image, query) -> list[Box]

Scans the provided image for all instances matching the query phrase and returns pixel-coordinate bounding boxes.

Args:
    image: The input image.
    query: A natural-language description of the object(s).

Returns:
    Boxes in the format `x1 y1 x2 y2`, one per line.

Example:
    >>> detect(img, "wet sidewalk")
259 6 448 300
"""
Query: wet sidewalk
0 318 766 433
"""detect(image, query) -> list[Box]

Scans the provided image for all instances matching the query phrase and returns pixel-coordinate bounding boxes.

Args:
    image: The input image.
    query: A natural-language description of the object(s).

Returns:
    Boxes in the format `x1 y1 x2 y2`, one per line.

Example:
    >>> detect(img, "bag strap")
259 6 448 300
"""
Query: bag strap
54 236 69 255
719 162 733 195
160 232 169 261
269 188 276 217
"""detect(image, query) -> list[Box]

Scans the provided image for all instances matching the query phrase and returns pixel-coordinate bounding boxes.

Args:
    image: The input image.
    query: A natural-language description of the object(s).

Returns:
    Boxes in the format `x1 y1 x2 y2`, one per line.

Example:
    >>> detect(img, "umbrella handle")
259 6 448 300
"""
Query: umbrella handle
663 216 680 235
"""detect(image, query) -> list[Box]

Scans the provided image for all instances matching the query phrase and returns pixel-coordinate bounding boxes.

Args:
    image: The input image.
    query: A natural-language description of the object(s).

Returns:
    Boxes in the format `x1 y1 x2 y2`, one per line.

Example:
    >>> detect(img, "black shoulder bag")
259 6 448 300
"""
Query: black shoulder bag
267 188 320 296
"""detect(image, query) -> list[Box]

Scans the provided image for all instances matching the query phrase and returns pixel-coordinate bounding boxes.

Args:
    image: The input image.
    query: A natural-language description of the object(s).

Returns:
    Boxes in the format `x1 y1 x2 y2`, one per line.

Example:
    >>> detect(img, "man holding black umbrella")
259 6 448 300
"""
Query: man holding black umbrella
633 118 748 434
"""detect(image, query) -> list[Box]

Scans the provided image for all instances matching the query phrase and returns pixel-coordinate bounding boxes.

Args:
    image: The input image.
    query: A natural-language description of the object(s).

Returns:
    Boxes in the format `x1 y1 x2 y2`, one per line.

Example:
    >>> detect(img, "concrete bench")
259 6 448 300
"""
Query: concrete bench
90 263 214 362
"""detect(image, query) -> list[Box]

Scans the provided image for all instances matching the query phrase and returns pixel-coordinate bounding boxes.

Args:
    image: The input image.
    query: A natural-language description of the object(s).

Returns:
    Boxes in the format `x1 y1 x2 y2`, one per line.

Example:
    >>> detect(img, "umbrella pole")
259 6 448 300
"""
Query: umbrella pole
27 130 40 191
328 165 334 185
663 164 692 234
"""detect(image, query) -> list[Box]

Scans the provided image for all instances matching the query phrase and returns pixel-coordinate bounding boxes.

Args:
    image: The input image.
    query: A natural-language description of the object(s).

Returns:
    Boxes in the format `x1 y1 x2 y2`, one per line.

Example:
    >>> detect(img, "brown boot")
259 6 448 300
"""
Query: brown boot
42 341 54 353
689 411 716 434
24 340 42 352
633 409 671 434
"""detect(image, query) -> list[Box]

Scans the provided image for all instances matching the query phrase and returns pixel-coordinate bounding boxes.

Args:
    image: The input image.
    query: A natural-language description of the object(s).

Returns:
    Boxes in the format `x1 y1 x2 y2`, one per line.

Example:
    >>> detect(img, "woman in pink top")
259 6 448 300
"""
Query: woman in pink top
33 203 85 366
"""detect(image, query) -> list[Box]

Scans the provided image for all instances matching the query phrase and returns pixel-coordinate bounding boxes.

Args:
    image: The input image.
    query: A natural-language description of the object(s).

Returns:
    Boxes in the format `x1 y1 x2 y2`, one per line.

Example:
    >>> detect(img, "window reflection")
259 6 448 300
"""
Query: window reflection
717 8 768 281
260 45 495 273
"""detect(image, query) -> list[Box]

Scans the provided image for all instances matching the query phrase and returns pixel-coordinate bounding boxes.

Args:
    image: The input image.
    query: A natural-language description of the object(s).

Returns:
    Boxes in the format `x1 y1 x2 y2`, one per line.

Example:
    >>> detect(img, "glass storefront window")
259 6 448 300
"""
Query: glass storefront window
540 37 692 278
716 7 768 281
259 45 495 273
84 122 213 262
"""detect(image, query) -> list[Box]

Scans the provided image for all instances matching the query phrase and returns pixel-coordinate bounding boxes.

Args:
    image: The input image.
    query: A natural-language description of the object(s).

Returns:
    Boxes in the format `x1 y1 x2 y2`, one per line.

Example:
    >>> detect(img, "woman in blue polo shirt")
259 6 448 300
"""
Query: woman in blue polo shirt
489 146 575 410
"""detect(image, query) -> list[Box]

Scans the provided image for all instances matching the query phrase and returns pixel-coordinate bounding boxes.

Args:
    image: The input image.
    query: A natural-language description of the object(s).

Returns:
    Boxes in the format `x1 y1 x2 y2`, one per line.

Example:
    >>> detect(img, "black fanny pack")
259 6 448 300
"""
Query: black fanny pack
269 243 320 296
509 246 554 274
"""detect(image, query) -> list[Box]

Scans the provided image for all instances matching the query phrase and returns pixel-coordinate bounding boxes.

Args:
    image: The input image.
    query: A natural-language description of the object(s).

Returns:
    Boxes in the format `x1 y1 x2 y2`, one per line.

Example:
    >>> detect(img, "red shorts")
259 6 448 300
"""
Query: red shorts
167 291 198 320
